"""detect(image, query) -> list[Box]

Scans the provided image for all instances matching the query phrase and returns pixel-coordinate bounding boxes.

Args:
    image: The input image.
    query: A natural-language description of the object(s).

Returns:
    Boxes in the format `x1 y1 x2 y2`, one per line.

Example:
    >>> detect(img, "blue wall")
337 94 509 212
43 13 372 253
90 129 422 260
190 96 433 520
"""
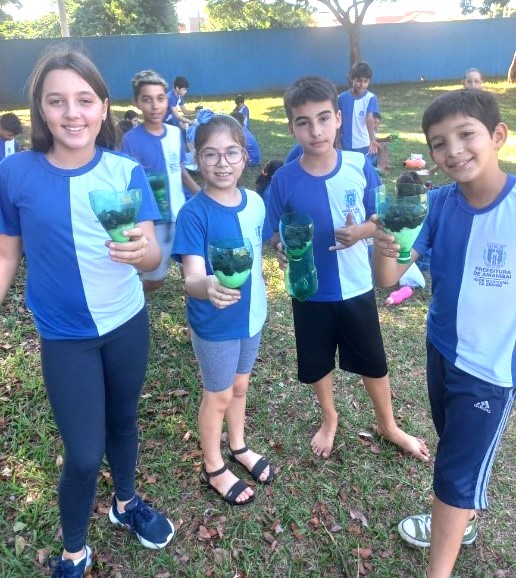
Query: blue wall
0 18 514 104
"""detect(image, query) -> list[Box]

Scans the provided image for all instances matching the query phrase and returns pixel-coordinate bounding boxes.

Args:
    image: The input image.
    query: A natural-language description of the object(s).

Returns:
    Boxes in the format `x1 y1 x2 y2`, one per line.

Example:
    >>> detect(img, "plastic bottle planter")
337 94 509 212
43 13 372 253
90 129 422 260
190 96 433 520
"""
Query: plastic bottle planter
279 213 318 302
375 184 428 264
88 189 142 243
146 171 170 221
208 238 254 289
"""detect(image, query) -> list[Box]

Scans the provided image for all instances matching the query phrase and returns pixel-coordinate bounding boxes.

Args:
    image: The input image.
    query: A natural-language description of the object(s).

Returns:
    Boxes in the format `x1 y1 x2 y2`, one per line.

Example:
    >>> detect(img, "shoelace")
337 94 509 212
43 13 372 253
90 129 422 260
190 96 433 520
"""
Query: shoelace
125 496 154 529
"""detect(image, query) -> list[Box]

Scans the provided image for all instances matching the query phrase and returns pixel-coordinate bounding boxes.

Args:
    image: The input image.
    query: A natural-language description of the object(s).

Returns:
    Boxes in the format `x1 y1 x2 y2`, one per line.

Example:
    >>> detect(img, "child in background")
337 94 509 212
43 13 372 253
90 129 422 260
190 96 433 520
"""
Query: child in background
230 110 261 167
124 109 139 127
122 70 200 293
164 75 195 129
256 159 284 242
463 67 483 89
233 94 250 126
0 112 23 160
172 115 272 506
338 61 379 159
0 47 173 578
372 89 514 578
268 75 430 462
371 112 392 173
117 119 134 134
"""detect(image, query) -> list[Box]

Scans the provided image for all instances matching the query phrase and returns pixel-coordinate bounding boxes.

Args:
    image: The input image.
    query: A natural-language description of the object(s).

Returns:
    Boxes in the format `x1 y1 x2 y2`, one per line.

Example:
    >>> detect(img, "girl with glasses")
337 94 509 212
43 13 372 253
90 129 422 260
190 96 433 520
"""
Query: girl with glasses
172 115 273 506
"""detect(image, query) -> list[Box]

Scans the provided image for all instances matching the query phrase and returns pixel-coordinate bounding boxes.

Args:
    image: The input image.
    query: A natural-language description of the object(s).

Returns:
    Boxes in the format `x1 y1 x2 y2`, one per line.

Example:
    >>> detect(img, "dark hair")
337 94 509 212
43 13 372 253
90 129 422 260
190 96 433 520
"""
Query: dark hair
396 171 424 197
230 111 245 126
349 61 373 80
173 75 189 89
117 119 133 134
255 159 283 196
422 89 501 146
131 70 167 100
0 112 23 136
27 46 117 152
124 109 139 121
235 94 245 105
194 114 246 158
373 112 381 120
283 75 338 122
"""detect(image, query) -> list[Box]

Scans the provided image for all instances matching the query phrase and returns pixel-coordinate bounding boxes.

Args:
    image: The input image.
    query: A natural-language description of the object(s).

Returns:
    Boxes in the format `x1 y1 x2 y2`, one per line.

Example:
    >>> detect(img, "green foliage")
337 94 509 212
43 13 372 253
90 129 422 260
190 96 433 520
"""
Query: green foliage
203 0 314 31
460 0 514 15
0 13 60 39
71 0 179 36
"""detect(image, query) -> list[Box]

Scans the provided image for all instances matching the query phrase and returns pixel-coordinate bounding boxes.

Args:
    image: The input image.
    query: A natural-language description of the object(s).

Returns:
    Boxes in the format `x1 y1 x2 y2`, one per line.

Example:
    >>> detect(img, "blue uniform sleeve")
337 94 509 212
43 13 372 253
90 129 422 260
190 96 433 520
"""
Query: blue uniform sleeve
266 173 283 234
368 93 380 115
362 157 381 218
0 160 20 235
171 201 207 264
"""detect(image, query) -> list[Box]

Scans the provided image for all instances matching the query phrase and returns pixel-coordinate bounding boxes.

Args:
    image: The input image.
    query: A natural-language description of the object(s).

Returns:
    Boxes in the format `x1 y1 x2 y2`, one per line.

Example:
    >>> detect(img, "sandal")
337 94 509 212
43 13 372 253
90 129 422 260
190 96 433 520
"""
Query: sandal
200 464 255 506
228 446 274 484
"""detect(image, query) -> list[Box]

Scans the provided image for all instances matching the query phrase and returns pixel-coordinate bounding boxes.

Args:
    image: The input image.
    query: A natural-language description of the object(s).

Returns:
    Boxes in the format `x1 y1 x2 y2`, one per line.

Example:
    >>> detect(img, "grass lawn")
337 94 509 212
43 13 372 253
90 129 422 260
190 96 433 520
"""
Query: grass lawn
1 79 515 577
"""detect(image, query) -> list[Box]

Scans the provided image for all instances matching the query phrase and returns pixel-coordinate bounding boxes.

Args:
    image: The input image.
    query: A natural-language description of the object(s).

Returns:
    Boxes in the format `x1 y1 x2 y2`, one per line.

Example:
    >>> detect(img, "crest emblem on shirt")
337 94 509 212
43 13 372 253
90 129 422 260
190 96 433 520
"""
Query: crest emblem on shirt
344 190 356 208
483 243 507 268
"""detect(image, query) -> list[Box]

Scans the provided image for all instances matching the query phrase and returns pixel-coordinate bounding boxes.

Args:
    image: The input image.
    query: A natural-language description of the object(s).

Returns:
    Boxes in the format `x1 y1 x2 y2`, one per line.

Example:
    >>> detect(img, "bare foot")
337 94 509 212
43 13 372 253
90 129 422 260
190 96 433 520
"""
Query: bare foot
204 466 254 503
377 425 430 462
232 448 271 483
311 419 338 458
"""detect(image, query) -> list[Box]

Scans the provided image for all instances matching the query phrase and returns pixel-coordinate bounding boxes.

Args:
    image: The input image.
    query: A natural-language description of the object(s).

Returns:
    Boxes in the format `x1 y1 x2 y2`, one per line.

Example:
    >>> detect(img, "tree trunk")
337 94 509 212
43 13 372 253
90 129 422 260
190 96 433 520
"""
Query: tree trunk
508 50 516 83
57 0 70 37
348 23 361 72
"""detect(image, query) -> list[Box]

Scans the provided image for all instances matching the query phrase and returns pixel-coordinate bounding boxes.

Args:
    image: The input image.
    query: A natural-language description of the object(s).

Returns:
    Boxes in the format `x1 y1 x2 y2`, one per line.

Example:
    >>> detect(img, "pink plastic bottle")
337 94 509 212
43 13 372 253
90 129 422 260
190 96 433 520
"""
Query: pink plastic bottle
385 286 414 306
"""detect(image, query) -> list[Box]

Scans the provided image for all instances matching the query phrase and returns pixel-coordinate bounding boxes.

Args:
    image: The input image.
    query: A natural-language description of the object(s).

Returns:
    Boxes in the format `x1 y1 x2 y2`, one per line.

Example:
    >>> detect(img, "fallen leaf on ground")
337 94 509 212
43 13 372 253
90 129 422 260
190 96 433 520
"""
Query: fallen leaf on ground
349 508 369 528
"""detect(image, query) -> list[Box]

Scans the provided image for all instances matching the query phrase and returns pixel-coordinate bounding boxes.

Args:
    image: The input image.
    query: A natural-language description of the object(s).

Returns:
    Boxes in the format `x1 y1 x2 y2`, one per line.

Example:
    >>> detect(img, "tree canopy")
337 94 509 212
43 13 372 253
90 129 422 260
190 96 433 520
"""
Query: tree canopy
71 0 179 36
203 0 314 31
460 0 513 15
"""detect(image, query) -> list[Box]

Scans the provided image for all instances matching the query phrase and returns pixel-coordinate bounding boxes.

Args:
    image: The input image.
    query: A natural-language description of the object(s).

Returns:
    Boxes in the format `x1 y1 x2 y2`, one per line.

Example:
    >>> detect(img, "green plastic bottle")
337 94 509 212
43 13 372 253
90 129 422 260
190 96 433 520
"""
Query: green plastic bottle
279 213 318 302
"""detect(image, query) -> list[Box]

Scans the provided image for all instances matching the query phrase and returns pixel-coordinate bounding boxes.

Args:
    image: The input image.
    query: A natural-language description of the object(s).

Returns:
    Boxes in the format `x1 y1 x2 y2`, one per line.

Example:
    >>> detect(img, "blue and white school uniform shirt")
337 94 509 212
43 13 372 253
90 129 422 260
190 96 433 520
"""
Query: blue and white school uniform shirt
414 176 516 387
122 123 186 222
172 188 267 341
0 149 160 340
164 90 184 126
338 90 379 150
0 137 20 161
267 150 380 302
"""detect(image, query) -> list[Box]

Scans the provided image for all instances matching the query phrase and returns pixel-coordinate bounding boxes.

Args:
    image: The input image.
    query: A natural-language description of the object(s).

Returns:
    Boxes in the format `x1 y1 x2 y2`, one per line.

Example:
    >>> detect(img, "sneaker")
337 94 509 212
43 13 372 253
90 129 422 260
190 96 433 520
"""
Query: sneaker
397 513 477 548
108 494 174 549
50 545 92 578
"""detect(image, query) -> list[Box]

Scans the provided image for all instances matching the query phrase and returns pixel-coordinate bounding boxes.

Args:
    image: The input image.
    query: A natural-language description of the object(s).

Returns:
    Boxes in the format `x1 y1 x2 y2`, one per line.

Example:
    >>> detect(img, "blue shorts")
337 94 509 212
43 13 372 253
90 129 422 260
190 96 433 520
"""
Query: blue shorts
427 340 515 510
191 330 262 392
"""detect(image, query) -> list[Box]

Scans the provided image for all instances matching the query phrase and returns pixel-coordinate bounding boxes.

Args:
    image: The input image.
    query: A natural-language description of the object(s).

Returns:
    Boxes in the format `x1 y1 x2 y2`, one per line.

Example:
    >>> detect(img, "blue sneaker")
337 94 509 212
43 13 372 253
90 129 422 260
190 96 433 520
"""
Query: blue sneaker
50 545 92 578
108 494 174 549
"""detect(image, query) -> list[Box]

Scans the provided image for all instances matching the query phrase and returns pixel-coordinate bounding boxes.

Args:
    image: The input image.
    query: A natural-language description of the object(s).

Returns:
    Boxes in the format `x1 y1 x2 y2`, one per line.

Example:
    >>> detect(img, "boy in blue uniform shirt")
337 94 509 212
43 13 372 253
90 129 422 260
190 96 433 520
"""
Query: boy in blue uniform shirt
267 75 430 462
338 62 379 159
0 112 23 160
372 89 515 578
122 70 200 292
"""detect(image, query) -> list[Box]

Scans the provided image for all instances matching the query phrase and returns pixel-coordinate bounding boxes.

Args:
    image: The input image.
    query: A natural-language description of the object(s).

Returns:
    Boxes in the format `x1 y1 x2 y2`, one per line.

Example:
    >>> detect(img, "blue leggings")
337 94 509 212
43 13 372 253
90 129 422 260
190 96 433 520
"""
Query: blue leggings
41 307 149 552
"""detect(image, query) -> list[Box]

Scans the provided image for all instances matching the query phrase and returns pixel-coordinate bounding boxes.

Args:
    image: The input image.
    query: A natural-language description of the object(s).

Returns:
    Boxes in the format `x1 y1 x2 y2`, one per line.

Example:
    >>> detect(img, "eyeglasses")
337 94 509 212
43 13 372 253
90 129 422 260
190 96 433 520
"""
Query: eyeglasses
200 147 244 166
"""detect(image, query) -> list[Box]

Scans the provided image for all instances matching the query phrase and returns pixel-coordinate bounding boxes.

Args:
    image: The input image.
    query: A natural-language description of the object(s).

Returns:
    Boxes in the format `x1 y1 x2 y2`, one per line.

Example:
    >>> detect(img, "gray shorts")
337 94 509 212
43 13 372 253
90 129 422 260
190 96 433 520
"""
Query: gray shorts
141 222 175 282
191 330 262 392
